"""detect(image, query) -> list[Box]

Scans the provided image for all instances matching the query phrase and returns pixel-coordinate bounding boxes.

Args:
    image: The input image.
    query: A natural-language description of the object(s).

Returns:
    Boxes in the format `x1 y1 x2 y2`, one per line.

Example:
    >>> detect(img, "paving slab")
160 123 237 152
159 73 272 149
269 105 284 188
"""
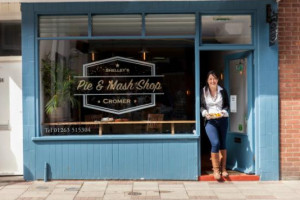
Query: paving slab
239 188 272 196
76 191 105 198
186 189 216 196
160 190 189 200
0 188 28 199
19 191 50 198
215 192 246 200
46 194 77 200
184 182 210 190
133 182 159 191
105 184 132 193
4 184 31 189
146 190 160 197
80 183 107 192
103 193 131 200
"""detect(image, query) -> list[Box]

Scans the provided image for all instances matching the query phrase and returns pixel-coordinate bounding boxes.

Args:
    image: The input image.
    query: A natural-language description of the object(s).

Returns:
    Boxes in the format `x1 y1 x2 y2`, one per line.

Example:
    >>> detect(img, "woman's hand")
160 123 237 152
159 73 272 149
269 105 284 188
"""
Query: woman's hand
221 110 228 117
205 114 211 120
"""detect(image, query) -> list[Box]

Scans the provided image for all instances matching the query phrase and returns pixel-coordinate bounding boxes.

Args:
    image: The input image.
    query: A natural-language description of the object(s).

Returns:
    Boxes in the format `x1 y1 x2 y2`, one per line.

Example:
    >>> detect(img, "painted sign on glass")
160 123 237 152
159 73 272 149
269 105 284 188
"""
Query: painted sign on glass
74 56 164 114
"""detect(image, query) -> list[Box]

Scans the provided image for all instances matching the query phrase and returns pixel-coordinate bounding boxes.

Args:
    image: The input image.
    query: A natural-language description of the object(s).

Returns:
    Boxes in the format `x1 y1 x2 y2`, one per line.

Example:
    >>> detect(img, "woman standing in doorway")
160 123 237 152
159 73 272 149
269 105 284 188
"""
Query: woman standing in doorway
201 70 229 180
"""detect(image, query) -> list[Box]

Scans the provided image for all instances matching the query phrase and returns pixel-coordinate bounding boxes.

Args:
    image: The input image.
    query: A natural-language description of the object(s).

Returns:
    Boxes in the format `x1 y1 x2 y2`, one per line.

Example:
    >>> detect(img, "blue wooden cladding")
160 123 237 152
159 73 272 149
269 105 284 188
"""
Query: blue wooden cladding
22 0 279 181
34 139 198 180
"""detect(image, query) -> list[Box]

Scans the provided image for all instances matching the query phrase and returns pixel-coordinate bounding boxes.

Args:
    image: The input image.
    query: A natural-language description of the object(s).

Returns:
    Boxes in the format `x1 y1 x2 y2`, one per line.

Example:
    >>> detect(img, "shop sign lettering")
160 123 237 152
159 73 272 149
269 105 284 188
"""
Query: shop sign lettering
75 56 164 114
75 77 163 94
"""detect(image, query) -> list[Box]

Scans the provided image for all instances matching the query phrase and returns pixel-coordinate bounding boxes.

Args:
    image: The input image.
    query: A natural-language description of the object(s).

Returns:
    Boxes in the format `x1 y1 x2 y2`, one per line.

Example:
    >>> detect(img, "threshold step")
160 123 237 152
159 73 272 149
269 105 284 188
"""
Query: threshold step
198 174 260 181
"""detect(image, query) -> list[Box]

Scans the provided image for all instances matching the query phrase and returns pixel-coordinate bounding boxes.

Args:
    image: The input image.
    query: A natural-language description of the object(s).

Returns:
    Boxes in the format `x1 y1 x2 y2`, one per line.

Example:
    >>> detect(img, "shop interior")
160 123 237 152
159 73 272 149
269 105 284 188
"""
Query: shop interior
39 39 196 135
200 50 248 175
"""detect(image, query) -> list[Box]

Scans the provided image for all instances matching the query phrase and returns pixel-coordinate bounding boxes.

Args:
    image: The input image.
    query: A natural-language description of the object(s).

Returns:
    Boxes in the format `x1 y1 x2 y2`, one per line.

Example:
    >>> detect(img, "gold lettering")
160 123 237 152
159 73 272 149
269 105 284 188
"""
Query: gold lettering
107 80 117 90
136 79 162 92
96 80 104 91
107 79 134 91
77 80 93 91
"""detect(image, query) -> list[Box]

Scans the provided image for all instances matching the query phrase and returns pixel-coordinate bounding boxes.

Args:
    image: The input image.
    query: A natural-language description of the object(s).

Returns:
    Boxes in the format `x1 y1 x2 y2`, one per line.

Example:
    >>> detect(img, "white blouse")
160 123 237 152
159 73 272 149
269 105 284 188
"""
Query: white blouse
202 86 229 117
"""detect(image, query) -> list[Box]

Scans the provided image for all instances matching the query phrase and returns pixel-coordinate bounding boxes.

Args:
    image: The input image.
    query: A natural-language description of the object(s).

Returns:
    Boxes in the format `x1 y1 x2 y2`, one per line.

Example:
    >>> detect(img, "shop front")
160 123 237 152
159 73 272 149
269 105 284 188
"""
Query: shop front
22 0 279 181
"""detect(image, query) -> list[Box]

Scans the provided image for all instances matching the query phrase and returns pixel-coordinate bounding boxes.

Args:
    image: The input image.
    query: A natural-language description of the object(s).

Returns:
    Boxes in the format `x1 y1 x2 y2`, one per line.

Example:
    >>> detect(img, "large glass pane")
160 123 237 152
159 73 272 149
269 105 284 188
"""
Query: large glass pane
146 14 195 36
39 39 195 136
201 15 252 44
39 16 88 37
0 21 21 56
93 15 142 36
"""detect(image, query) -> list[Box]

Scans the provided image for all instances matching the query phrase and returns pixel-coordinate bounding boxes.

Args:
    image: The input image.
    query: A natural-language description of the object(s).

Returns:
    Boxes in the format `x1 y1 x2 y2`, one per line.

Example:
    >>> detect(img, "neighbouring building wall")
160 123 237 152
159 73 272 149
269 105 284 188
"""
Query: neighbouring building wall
279 0 300 180
0 3 21 20
0 3 23 175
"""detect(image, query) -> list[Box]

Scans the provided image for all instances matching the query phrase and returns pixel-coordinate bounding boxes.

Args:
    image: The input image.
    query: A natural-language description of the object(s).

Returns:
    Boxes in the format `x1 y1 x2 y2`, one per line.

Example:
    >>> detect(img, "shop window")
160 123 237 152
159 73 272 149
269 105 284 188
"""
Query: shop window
39 39 195 136
201 15 252 44
92 15 142 36
0 21 21 56
145 14 195 36
39 15 88 37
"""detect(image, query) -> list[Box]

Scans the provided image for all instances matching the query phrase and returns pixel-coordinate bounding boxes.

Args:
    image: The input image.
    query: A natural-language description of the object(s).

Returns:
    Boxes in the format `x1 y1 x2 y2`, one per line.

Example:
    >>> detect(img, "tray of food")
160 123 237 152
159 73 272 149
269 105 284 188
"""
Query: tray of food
208 113 222 119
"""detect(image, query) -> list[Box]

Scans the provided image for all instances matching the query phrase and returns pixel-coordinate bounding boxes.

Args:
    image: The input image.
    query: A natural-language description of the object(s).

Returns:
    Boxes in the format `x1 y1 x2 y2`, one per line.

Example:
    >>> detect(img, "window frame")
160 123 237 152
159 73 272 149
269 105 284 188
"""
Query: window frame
35 11 255 138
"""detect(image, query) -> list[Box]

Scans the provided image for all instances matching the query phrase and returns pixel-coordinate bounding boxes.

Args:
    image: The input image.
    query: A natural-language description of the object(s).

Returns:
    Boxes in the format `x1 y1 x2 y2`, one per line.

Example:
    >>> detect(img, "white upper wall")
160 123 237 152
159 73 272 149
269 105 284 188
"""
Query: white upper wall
0 3 21 20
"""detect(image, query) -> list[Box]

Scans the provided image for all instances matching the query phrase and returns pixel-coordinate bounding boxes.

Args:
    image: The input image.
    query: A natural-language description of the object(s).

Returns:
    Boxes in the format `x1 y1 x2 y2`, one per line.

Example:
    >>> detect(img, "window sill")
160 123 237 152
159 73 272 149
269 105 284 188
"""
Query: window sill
32 134 199 142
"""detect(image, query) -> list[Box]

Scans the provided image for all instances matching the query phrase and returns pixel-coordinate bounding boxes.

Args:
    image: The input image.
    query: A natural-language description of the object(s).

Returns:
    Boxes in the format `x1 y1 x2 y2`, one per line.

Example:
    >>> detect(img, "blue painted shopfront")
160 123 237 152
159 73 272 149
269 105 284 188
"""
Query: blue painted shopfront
22 0 279 181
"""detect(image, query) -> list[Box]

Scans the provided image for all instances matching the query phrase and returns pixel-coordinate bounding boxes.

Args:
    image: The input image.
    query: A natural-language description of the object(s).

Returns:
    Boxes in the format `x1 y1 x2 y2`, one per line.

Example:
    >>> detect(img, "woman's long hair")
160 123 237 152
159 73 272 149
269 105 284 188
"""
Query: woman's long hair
204 70 219 92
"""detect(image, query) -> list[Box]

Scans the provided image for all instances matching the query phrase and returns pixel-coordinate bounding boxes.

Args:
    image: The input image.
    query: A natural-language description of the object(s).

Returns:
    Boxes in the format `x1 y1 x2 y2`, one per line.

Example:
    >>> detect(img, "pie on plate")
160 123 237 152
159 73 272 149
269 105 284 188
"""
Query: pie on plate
209 113 222 119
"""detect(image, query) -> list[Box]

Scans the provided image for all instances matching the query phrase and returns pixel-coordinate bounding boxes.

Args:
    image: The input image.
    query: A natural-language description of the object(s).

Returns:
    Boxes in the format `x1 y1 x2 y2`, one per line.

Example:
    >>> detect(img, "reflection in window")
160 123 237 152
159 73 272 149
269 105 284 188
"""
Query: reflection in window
201 15 252 44
93 15 142 36
39 16 88 37
146 14 195 36
39 39 195 135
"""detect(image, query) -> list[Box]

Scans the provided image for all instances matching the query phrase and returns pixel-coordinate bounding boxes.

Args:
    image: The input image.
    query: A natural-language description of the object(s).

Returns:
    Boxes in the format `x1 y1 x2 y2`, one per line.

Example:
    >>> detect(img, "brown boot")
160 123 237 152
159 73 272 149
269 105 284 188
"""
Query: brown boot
220 150 229 177
211 153 221 180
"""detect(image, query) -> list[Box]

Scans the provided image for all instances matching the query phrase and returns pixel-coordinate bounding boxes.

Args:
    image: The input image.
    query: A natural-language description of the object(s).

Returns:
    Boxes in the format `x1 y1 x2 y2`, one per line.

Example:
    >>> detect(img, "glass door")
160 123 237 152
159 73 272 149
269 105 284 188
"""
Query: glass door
224 51 255 174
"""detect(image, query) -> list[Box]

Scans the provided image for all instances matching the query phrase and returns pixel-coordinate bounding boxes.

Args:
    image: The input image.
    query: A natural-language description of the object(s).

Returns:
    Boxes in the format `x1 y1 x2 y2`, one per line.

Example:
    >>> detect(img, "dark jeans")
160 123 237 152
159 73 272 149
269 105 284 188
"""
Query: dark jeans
205 117 228 153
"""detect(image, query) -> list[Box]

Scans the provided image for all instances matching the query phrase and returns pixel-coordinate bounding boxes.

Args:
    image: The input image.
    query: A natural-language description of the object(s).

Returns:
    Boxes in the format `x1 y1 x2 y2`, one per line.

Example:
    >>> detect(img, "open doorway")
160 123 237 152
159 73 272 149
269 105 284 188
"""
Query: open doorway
200 50 255 176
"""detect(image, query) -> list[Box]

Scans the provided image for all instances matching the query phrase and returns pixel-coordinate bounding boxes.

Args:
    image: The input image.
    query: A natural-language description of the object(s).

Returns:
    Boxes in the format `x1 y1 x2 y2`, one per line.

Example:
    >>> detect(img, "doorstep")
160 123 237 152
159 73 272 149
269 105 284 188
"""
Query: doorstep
199 170 260 181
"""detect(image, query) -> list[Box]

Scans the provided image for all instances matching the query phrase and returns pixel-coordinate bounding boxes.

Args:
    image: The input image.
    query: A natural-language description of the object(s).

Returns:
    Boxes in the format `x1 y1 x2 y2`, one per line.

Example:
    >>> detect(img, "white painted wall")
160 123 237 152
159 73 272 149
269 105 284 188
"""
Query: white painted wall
0 1 23 175
0 3 20 21
0 57 23 175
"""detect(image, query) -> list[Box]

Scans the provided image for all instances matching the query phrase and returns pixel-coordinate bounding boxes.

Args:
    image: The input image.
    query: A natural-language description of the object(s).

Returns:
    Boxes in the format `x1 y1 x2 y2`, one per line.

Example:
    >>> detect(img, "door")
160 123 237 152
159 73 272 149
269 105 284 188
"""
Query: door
224 51 254 174
0 58 23 175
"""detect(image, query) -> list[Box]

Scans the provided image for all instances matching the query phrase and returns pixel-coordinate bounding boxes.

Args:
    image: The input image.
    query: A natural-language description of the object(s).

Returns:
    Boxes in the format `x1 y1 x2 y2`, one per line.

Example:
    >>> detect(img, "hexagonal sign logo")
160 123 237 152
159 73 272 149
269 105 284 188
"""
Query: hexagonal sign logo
74 56 164 114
